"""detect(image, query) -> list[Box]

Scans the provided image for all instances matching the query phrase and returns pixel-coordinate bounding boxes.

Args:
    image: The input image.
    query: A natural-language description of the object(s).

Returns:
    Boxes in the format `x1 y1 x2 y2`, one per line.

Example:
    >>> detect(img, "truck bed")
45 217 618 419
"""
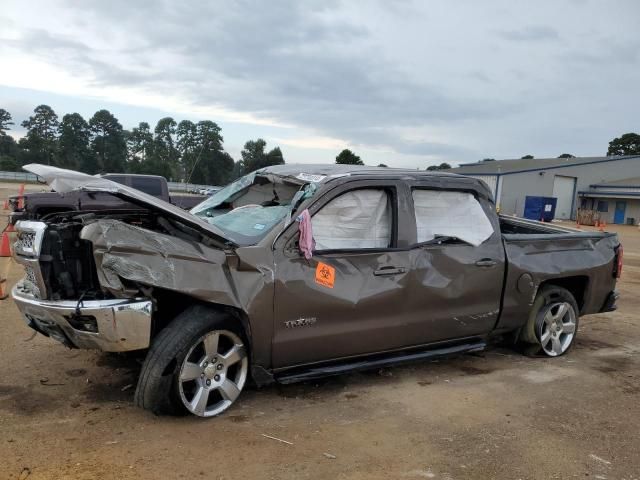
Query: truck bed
496 215 620 334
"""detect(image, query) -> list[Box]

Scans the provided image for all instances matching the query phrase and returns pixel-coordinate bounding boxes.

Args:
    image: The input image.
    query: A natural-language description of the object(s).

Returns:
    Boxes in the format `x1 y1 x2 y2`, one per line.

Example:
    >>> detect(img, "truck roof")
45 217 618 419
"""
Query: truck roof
258 163 460 180
257 163 492 199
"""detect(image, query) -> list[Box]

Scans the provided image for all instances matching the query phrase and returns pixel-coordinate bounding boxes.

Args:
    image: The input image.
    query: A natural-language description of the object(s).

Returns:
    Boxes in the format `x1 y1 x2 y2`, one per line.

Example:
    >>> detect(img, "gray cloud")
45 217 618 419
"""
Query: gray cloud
497 25 559 42
1 0 639 166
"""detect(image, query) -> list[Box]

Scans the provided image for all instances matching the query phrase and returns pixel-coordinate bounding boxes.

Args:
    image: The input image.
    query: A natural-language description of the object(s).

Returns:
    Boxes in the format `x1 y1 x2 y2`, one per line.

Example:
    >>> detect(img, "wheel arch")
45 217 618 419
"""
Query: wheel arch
150 288 253 357
538 275 588 313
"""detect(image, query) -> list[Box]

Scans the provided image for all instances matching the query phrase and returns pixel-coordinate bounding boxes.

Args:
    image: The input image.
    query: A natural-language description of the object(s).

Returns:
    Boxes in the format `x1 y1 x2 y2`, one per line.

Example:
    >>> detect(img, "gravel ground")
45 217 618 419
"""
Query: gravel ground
1 205 639 480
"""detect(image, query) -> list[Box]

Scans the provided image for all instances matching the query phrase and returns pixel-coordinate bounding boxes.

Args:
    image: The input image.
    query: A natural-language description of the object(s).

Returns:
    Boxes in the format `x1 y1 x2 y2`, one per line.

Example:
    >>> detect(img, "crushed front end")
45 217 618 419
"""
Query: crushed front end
11 219 152 351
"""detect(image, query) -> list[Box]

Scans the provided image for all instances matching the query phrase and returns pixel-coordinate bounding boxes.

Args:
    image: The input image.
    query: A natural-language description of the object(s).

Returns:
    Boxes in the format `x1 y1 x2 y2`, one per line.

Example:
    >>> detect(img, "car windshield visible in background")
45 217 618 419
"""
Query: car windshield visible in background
190 171 315 245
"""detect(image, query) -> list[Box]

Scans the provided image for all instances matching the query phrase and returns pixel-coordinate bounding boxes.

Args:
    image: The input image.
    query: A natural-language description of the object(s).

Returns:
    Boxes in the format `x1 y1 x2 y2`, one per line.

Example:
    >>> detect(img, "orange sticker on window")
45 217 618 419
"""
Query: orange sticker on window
315 262 335 288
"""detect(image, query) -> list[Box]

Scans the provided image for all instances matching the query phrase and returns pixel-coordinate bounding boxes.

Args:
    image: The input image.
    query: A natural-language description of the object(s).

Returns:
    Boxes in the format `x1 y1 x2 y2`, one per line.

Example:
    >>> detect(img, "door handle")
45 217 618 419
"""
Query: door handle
475 258 497 267
374 266 406 276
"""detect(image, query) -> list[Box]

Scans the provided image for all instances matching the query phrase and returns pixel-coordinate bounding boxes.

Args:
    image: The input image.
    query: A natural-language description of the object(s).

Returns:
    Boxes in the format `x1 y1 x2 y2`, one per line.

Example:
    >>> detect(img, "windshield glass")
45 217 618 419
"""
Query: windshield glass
190 171 313 245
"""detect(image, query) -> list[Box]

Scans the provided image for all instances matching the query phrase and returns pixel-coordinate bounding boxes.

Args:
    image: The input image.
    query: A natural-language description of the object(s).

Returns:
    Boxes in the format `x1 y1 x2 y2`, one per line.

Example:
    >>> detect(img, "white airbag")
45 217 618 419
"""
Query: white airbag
412 190 493 246
313 189 391 250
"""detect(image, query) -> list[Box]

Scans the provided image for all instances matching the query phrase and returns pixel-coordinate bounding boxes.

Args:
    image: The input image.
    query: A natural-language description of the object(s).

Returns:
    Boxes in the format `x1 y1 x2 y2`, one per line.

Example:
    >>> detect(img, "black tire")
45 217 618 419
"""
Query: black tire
134 305 249 417
518 285 580 357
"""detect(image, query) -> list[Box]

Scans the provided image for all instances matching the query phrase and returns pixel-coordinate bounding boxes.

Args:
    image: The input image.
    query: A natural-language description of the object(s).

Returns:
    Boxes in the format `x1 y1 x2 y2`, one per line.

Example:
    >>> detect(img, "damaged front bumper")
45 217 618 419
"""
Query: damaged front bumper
11 281 153 352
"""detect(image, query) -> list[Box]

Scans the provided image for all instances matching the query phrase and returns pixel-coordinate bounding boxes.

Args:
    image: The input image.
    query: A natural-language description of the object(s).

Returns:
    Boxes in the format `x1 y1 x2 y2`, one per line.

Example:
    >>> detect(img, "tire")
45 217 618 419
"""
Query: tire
134 305 249 417
518 285 579 357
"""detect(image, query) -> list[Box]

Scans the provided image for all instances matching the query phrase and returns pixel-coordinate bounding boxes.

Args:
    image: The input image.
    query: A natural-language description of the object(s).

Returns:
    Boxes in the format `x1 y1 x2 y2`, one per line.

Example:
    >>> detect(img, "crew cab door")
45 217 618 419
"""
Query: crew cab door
402 183 505 342
271 180 415 369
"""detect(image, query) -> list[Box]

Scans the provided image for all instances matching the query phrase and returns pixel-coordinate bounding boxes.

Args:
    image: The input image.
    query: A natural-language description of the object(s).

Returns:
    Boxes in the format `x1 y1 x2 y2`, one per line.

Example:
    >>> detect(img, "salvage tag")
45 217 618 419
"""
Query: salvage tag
296 173 326 183
315 262 335 288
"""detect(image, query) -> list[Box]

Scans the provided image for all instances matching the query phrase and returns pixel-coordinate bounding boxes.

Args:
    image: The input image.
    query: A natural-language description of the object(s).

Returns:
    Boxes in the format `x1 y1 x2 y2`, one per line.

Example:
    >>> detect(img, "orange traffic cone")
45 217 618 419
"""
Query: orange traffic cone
17 184 24 196
0 278 7 300
5 223 15 233
0 232 12 257
599 221 606 232
2 199 8 210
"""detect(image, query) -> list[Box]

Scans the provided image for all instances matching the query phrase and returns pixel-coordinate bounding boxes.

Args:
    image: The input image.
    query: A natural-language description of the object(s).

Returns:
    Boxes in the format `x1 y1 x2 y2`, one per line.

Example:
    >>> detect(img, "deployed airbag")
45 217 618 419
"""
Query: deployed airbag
312 189 391 250
412 190 493 246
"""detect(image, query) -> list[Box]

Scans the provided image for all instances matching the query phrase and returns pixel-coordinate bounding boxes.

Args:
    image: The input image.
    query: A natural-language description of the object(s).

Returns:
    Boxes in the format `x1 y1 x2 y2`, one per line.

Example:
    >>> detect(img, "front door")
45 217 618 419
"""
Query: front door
272 181 414 369
614 201 626 224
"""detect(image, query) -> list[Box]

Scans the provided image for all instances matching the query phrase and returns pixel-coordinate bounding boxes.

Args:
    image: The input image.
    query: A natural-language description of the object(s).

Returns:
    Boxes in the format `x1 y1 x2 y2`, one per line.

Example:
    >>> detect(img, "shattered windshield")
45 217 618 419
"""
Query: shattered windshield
190 171 315 245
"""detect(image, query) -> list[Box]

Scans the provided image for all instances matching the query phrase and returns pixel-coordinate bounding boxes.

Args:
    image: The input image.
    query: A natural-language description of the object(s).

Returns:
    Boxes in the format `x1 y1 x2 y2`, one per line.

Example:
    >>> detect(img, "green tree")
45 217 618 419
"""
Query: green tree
153 117 179 179
481 158 495 162
89 109 127 174
0 108 14 135
176 120 198 180
558 153 575 158
195 121 233 185
127 122 155 173
426 162 452 171
377 163 388 167
57 113 90 170
20 105 60 165
607 133 640 156
237 138 285 175
521 155 534 159
0 109 19 170
0 155 19 171
335 148 363 165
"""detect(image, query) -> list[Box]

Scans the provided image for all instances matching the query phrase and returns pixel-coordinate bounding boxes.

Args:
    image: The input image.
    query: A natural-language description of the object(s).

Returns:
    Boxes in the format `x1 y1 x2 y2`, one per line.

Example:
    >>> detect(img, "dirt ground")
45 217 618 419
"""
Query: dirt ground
1 194 639 479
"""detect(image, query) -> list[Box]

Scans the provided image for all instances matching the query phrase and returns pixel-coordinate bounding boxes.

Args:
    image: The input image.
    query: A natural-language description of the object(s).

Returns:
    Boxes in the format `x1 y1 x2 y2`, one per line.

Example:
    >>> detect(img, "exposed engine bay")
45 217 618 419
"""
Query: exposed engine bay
34 209 210 301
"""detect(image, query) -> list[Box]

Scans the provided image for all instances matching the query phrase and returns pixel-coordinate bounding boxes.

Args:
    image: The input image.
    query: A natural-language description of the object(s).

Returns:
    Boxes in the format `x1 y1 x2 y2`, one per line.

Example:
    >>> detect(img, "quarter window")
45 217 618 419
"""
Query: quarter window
412 189 494 246
312 189 392 250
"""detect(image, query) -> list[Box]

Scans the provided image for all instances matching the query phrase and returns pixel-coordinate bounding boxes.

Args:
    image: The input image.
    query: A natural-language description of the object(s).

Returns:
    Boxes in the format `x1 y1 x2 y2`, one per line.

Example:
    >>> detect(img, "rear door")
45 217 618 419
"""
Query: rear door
402 184 506 342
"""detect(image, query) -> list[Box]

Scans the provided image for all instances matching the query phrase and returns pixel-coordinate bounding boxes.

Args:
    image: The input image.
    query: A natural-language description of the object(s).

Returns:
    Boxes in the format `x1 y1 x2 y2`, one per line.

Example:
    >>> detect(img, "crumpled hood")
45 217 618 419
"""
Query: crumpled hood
23 163 231 245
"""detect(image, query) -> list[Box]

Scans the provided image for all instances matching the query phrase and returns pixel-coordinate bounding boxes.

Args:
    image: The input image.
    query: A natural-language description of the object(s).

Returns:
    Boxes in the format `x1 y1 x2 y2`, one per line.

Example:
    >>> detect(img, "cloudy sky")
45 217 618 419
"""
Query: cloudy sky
1 0 639 168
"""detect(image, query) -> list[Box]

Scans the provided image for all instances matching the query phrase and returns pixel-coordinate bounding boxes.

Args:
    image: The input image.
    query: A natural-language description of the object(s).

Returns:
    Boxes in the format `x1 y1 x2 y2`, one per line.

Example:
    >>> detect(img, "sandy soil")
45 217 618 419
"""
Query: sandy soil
1 206 639 479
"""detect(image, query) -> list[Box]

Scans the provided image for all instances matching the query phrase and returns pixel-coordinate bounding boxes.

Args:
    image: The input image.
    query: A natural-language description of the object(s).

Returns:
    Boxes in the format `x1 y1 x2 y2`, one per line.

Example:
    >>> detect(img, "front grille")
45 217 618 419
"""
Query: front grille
23 265 41 297
16 231 35 252
13 221 48 299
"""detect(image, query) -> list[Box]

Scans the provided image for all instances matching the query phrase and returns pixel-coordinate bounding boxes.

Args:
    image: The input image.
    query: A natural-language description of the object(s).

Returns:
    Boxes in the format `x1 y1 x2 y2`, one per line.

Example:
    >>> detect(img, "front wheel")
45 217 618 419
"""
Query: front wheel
178 329 248 417
519 285 579 357
135 306 249 418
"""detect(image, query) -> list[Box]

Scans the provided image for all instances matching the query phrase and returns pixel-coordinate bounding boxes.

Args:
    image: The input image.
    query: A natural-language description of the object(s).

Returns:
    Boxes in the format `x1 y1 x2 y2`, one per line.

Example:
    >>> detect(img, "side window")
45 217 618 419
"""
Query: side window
312 188 392 250
130 177 164 197
412 189 494 247
597 201 608 213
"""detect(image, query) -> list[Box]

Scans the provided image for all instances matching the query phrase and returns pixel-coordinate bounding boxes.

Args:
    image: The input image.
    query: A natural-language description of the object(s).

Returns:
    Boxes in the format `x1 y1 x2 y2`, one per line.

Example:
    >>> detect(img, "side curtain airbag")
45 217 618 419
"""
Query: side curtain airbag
412 190 494 246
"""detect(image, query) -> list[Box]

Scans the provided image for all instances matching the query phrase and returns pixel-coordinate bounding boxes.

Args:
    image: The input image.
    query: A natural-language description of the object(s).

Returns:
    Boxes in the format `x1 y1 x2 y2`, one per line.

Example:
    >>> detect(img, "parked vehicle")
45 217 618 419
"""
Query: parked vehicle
10 163 621 418
9 173 206 222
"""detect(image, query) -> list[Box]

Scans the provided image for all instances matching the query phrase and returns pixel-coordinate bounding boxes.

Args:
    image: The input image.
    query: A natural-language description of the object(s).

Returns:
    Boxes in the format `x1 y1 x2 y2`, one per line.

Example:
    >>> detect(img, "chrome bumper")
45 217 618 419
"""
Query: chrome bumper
11 281 153 352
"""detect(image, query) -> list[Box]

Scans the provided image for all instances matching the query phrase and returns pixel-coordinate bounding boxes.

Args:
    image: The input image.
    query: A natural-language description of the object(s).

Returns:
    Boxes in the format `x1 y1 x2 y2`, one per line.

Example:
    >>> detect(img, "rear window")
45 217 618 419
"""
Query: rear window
411 189 494 246
130 177 164 197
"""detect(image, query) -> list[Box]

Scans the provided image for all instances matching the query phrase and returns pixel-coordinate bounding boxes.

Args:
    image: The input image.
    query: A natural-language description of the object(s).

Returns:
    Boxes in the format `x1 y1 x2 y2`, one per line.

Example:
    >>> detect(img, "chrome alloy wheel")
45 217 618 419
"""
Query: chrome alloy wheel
539 302 577 356
178 330 248 417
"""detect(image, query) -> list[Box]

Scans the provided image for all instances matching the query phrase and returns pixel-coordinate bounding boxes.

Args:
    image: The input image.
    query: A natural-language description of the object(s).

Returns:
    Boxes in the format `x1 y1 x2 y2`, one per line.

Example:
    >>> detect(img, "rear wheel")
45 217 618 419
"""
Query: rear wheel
519 285 579 357
135 306 249 417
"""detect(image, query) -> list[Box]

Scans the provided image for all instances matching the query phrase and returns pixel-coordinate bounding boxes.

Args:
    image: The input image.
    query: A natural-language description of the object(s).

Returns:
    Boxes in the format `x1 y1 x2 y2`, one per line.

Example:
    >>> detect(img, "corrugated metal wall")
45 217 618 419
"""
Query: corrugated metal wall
466 175 497 198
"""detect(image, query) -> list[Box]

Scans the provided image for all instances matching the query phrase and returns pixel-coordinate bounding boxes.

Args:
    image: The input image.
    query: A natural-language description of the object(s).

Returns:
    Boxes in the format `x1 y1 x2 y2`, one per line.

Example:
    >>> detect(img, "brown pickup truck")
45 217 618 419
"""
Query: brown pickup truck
10 163 621 418
9 172 207 222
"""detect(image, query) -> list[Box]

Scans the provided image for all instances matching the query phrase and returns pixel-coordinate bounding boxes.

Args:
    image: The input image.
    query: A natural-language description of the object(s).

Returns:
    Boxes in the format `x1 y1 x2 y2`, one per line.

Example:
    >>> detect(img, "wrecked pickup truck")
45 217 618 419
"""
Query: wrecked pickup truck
10 163 621 418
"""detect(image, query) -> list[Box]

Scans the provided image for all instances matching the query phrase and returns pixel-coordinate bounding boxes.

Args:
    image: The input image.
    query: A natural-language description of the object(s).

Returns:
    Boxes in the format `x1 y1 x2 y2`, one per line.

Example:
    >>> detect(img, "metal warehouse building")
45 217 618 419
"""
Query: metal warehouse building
449 155 640 224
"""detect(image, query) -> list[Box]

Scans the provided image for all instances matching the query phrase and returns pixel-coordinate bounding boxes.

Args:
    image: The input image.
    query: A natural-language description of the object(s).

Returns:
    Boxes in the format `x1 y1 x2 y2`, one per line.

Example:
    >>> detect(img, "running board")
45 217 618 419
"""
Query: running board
275 341 486 385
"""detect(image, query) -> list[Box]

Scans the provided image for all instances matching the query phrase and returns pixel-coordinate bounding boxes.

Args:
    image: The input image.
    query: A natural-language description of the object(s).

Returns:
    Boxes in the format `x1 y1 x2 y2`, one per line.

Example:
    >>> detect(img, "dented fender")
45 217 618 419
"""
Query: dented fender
80 220 277 365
